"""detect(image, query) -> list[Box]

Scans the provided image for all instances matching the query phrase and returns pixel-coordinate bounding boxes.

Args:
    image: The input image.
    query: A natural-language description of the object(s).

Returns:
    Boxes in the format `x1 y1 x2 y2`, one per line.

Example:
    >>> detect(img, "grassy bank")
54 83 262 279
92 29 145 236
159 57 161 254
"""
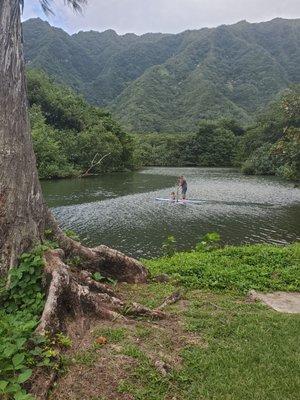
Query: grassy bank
50 283 300 400
145 243 300 293
1 242 299 399
50 242 299 400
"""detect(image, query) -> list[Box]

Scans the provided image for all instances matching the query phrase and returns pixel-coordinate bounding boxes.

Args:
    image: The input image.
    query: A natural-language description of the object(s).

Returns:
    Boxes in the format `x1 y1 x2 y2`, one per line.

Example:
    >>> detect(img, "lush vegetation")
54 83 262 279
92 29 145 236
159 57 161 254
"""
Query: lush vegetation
27 70 138 179
50 242 300 400
23 19 299 180
239 85 300 180
145 242 300 292
135 86 300 180
0 246 48 399
134 118 243 167
1 236 299 399
23 17 300 132
133 133 195 167
28 70 299 181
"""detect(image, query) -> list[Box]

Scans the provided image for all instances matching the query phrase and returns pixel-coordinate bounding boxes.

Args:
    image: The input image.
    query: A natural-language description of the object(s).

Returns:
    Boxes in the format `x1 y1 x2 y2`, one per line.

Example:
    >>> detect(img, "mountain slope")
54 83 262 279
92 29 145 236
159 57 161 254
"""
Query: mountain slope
23 18 300 132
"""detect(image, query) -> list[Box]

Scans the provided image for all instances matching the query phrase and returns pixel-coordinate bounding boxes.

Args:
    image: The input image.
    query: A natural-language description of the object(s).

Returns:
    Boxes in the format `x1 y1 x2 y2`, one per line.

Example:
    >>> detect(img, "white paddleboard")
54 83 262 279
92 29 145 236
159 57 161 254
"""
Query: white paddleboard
155 198 204 205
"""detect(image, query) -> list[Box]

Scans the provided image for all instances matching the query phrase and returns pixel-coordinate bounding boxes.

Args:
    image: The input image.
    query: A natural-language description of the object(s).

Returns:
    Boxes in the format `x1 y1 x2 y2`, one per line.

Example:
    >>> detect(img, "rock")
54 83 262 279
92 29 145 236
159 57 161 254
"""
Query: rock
153 274 170 283
247 290 300 313
154 360 172 376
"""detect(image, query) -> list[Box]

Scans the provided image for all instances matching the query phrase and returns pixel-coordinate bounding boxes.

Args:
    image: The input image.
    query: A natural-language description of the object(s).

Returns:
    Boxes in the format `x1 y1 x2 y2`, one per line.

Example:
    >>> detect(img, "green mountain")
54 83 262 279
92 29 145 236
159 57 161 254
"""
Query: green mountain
23 18 300 132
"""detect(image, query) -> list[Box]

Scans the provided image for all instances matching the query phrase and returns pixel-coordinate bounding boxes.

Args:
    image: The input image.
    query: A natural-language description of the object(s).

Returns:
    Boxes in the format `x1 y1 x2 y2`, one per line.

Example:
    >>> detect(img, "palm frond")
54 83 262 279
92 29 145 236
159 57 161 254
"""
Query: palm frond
39 0 54 15
19 0 24 12
39 0 87 16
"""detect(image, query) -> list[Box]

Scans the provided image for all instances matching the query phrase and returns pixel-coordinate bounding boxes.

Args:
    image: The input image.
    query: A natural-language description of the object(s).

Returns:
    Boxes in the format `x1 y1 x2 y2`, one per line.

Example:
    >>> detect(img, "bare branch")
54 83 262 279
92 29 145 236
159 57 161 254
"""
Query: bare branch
80 153 111 177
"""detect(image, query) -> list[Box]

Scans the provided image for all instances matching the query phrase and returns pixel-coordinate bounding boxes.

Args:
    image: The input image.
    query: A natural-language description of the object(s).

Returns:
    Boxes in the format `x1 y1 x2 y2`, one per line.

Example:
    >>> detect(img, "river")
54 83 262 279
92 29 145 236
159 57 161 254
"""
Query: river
42 167 300 258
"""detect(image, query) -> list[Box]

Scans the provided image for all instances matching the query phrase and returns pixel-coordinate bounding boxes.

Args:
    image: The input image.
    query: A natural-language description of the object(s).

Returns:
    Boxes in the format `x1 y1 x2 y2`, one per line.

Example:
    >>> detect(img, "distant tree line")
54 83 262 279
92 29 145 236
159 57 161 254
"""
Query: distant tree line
135 85 300 181
27 69 299 181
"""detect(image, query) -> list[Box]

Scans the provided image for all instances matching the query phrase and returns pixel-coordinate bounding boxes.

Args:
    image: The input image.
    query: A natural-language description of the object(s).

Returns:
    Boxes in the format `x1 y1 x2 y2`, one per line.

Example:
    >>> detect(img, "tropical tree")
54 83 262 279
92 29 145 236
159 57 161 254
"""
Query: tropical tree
0 0 154 337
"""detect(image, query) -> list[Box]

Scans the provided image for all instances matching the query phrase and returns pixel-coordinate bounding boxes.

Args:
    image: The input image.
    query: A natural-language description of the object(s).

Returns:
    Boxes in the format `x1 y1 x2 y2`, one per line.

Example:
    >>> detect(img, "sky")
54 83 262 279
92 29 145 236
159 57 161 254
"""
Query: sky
23 0 300 35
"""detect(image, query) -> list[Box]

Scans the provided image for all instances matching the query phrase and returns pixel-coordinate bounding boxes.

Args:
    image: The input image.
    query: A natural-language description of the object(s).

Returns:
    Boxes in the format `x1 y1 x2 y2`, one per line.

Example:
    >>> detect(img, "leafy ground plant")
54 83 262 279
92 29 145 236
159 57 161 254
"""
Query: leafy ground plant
161 235 177 256
146 243 300 292
0 245 52 400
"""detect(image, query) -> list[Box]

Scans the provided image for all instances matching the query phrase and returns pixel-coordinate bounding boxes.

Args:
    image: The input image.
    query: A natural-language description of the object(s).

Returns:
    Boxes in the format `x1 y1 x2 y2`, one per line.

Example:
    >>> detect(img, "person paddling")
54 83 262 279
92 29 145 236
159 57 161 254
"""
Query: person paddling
178 175 187 200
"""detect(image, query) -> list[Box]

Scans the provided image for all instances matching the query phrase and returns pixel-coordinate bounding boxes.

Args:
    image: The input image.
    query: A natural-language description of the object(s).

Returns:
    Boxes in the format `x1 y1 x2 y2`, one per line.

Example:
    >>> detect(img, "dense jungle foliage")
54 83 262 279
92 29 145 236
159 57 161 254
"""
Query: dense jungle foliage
238 85 300 180
135 85 300 180
27 70 138 179
23 18 300 133
134 118 242 167
28 69 299 181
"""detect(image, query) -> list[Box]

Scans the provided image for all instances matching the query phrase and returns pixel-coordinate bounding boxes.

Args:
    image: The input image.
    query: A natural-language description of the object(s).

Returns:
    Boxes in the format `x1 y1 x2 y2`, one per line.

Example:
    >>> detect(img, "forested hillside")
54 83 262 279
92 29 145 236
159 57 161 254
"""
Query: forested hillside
23 17 300 133
135 85 300 180
27 70 137 179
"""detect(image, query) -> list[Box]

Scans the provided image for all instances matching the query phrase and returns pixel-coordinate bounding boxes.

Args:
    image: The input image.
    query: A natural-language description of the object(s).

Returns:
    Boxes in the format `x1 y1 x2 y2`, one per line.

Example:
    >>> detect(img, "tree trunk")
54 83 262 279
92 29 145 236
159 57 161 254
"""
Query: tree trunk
0 6 178 396
0 0 47 276
0 1 147 283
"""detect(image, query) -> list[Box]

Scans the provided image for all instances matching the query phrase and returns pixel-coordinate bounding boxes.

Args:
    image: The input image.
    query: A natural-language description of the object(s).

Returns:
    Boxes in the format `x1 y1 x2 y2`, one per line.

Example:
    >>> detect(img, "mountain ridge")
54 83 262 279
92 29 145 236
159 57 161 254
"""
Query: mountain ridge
23 17 300 132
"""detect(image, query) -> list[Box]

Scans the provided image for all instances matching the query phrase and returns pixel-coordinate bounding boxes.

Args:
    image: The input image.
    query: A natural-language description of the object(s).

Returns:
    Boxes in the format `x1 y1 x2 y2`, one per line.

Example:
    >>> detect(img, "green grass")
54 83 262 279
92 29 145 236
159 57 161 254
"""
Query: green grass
92 327 127 343
116 243 300 400
145 243 300 292
178 292 300 400
71 349 99 367
116 291 300 400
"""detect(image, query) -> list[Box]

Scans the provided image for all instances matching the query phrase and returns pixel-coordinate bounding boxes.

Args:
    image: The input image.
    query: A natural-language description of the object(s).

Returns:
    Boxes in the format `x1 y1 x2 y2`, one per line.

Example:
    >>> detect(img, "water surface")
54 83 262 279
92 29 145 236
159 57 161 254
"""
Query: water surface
42 168 300 258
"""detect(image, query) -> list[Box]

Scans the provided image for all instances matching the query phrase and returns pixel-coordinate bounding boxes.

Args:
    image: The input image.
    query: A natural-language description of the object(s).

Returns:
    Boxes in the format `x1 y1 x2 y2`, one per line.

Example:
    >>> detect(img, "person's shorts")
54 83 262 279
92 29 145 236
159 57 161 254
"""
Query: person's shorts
182 186 187 195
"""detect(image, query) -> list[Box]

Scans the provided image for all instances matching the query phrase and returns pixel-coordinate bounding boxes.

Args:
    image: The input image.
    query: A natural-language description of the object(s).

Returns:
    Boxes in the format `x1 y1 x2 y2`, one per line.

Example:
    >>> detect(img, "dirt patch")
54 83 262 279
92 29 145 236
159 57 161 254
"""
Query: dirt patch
248 291 300 313
47 290 203 400
50 354 136 400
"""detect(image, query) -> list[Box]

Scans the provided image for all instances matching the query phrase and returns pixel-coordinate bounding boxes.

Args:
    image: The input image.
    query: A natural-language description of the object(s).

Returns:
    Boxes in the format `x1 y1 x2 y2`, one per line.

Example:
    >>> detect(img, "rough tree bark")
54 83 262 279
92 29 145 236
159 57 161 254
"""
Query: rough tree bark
0 0 47 276
0 0 166 339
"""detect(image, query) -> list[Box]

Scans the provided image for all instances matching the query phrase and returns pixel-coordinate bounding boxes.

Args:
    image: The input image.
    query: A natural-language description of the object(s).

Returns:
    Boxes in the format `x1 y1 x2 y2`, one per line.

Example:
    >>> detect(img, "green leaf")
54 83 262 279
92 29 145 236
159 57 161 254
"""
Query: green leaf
0 380 8 391
14 392 35 400
12 353 25 367
3 344 17 358
17 369 33 383
6 382 22 393
93 272 104 281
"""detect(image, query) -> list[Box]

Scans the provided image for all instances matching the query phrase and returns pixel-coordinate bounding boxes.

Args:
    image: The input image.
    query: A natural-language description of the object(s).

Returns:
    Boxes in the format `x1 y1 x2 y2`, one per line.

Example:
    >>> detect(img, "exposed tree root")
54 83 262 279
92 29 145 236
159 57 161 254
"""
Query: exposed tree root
46 211 148 283
28 216 182 399
36 248 179 335
27 237 182 400
156 291 182 310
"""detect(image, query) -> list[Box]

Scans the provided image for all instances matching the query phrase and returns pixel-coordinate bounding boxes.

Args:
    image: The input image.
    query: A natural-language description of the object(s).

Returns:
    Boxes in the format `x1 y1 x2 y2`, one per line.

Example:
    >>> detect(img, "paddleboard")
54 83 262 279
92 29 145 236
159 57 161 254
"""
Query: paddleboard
155 198 204 205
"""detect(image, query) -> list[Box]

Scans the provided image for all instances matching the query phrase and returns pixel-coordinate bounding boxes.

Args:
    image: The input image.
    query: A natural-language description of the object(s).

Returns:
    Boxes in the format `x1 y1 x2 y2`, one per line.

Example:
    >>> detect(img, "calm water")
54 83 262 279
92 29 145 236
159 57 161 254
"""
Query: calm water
42 167 300 258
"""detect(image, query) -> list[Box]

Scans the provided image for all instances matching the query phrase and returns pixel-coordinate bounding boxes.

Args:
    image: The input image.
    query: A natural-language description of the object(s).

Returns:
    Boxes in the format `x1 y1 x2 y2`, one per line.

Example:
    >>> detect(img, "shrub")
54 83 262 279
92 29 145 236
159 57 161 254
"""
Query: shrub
0 245 55 400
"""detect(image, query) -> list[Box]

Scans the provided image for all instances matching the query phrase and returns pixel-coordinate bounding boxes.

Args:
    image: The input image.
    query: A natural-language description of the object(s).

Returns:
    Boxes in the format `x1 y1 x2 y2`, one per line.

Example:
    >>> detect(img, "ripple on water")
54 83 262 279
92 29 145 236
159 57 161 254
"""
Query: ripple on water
49 168 300 258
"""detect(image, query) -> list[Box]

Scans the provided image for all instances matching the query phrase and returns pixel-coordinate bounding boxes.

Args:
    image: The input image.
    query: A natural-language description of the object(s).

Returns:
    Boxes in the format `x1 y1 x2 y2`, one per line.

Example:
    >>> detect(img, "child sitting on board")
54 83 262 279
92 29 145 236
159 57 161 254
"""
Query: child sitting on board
170 191 176 201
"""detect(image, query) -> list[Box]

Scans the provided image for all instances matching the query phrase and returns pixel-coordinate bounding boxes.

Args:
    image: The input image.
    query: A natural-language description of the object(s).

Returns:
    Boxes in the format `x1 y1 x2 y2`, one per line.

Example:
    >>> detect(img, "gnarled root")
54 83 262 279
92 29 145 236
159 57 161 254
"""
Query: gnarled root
32 247 181 399
36 249 171 335
46 211 148 283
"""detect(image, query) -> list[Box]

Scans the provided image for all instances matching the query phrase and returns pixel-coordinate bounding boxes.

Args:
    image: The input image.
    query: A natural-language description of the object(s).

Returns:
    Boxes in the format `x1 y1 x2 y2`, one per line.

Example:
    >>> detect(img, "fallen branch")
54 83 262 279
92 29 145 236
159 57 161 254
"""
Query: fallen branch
80 152 111 177
156 291 181 310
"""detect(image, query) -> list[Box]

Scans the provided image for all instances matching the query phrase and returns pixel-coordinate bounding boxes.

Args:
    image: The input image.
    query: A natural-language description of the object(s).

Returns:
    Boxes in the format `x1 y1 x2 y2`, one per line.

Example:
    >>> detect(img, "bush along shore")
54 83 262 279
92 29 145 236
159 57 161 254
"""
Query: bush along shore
135 85 300 182
0 235 299 399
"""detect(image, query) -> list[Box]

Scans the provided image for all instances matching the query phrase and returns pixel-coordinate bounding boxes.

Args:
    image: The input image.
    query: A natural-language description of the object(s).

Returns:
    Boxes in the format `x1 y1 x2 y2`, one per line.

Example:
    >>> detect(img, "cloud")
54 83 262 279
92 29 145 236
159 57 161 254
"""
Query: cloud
23 0 300 34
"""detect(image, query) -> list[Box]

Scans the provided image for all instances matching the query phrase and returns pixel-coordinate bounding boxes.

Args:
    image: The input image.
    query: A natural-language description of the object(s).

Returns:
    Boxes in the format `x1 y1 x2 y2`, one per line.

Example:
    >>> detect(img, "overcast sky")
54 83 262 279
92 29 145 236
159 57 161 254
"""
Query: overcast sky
23 0 300 35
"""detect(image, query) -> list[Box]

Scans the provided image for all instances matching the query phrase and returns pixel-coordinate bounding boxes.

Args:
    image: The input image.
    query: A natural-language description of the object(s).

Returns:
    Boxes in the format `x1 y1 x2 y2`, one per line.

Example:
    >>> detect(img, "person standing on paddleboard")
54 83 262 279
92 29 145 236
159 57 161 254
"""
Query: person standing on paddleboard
178 175 187 200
